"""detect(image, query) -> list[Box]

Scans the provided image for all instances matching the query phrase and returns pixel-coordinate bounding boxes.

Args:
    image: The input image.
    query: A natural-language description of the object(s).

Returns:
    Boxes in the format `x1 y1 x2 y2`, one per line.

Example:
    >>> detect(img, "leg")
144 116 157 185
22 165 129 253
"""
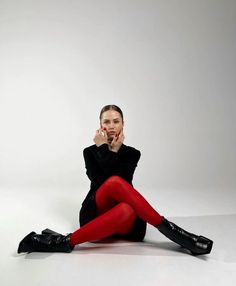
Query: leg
156 217 213 255
18 176 213 255
70 202 136 245
95 175 162 225
96 176 213 255
18 203 136 253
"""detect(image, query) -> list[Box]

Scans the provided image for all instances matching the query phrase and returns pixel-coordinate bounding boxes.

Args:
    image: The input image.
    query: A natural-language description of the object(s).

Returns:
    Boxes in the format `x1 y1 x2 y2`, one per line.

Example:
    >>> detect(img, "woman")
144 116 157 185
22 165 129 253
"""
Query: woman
18 105 213 255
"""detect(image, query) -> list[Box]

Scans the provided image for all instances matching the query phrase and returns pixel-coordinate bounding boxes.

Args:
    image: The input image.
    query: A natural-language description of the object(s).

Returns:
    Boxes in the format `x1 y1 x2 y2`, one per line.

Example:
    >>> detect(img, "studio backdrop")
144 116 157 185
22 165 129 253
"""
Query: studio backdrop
0 1 235 213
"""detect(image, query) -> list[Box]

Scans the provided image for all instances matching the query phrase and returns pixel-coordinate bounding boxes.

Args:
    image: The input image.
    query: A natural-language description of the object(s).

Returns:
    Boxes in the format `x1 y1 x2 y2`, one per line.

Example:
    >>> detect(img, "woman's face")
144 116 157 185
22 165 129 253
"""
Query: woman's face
100 110 124 139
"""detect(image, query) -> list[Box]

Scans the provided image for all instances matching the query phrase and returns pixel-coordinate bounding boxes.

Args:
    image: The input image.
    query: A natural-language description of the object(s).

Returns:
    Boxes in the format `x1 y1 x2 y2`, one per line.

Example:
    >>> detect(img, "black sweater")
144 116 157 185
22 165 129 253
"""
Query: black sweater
82 143 141 206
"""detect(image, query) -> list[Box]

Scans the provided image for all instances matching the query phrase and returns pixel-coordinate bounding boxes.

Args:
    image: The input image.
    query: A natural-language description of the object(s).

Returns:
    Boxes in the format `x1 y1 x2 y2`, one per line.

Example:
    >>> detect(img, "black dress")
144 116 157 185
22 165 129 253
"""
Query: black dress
79 143 147 241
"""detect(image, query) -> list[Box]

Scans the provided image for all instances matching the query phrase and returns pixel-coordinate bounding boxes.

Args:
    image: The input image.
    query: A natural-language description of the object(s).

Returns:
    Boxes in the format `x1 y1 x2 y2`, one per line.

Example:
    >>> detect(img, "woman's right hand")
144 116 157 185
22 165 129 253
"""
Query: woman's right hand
93 128 108 147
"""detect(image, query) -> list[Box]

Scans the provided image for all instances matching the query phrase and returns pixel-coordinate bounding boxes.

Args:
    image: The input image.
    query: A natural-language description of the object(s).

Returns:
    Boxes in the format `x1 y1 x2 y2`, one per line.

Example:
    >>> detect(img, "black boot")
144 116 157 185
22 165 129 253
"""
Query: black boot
156 217 213 255
17 230 74 253
41 228 63 236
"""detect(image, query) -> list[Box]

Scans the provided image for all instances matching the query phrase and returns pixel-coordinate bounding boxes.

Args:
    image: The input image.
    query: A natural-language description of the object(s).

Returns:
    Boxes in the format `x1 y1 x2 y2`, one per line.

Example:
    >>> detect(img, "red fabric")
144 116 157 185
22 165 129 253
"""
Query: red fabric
70 202 136 246
70 176 162 246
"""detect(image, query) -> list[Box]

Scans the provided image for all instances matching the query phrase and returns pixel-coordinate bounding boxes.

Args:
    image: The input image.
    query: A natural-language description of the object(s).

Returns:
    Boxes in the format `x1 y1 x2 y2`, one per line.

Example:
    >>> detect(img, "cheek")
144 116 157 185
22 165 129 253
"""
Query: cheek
118 124 123 131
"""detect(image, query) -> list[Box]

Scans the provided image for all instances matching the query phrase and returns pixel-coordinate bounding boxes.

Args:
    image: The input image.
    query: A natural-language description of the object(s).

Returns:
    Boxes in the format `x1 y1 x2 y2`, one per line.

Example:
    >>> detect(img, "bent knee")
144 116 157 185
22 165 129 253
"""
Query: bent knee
116 202 136 219
115 203 136 235
105 175 125 185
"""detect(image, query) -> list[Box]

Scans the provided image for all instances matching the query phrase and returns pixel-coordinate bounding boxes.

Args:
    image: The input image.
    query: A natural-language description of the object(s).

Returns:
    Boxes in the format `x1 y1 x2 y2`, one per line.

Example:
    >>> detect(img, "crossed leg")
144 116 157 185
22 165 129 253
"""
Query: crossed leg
70 176 162 246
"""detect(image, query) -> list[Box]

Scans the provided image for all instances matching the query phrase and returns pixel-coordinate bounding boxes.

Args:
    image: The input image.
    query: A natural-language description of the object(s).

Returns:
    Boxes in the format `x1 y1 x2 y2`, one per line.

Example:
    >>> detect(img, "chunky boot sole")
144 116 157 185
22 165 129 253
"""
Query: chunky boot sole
191 235 213 255
156 217 213 255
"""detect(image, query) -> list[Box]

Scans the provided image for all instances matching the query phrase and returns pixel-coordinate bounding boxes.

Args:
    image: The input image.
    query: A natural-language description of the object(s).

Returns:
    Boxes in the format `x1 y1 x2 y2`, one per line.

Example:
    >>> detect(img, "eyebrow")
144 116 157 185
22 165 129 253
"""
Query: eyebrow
103 118 120 121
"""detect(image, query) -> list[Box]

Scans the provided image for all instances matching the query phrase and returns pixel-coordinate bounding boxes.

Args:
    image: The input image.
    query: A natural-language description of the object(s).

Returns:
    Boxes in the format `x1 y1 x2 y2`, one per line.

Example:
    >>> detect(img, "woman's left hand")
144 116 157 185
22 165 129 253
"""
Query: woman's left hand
109 129 124 152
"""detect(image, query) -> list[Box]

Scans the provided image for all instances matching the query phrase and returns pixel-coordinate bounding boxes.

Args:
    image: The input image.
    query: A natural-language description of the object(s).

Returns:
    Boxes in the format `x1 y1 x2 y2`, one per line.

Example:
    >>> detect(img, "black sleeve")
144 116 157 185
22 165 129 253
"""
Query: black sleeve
83 144 141 188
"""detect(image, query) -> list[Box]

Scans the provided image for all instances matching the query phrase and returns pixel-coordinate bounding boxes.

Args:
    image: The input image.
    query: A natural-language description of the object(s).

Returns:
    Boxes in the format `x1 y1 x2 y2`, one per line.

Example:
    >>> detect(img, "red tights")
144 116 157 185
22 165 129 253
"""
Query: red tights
70 176 162 246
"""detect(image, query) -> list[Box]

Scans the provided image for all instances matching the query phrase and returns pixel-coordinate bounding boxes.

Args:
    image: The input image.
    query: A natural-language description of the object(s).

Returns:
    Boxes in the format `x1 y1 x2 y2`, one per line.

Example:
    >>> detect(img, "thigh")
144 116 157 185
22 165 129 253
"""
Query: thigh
109 202 137 237
95 188 118 215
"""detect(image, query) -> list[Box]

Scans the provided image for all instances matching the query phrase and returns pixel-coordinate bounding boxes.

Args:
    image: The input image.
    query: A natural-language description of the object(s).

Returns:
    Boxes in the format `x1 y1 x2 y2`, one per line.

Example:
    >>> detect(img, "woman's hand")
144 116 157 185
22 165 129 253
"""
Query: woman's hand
93 128 108 147
109 129 124 152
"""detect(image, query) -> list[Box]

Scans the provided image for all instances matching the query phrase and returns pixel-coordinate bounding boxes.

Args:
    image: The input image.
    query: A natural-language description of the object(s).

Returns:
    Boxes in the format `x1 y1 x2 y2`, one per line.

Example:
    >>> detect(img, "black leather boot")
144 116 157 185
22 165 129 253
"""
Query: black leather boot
156 217 213 255
17 230 74 253
41 228 63 236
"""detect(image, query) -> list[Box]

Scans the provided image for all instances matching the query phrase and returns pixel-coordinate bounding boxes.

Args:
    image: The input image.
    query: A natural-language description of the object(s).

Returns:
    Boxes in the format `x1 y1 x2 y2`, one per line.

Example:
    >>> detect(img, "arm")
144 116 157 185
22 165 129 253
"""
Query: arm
83 145 117 187
112 148 141 183
90 127 124 177
83 145 141 188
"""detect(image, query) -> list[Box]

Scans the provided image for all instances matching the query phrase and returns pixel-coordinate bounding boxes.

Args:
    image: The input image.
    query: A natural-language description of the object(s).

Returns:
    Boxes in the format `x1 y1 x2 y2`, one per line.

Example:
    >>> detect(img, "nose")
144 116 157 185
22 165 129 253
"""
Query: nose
108 122 115 129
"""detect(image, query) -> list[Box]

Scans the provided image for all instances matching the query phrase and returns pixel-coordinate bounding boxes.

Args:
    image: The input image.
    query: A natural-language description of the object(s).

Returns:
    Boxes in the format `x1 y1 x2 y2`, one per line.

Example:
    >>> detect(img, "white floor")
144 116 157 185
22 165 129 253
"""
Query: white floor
1 187 236 286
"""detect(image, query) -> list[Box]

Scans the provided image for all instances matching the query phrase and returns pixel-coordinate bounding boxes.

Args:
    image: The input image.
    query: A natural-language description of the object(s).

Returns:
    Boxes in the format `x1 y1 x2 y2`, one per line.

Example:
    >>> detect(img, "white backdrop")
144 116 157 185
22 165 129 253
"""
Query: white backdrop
1 0 236 198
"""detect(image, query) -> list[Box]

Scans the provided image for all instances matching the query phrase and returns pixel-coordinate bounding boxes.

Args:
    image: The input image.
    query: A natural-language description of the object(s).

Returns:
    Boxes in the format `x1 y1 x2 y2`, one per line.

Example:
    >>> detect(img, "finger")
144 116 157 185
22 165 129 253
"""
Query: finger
97 129 103 136
99 127 106 131
102 127 108 136
100 129 107 137
118 129 124 136
111 136 117 145
119 132 125 141
118 132 123 139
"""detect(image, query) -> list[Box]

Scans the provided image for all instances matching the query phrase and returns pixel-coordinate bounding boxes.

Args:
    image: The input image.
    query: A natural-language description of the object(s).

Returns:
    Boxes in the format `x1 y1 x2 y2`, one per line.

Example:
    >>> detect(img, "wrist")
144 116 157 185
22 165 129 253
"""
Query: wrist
109 145 119 153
